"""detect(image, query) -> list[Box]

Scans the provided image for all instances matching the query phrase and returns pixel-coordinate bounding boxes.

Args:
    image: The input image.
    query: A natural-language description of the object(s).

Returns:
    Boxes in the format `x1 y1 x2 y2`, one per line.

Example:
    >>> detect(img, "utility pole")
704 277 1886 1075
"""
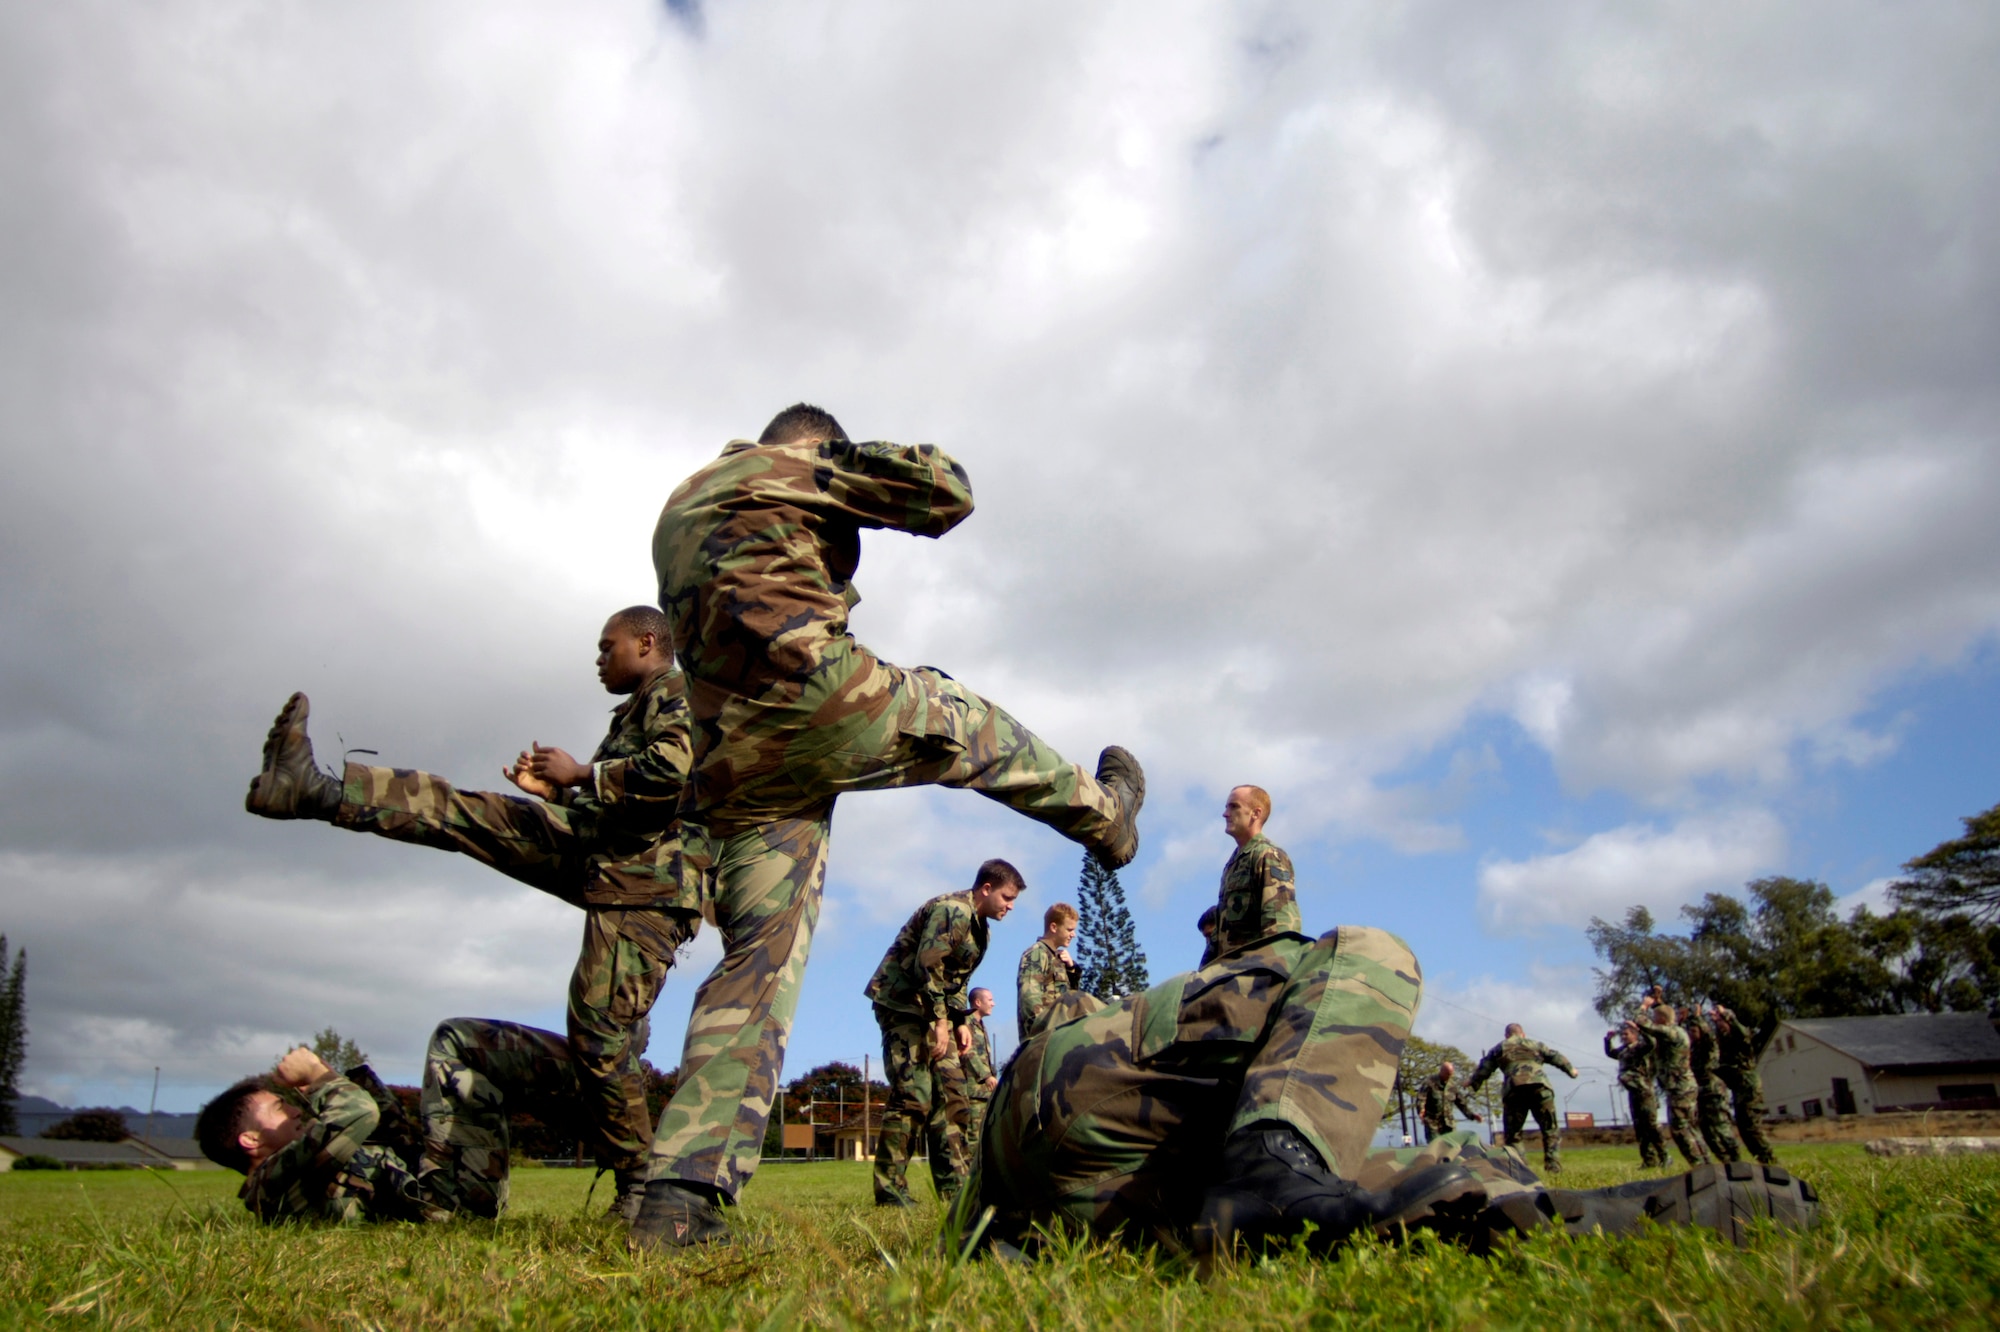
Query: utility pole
147 1067 160 1141
863 1054 872 1159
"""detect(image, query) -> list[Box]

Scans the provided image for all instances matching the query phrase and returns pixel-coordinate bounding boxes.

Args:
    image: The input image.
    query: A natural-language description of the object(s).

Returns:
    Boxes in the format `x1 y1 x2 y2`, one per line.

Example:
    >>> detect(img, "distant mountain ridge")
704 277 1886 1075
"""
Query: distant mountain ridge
13 1095 199 1139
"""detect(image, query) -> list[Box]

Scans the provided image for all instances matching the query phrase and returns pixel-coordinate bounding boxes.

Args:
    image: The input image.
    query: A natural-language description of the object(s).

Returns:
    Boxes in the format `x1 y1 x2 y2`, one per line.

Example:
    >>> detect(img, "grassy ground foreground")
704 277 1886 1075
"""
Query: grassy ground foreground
1 1145 1995 1329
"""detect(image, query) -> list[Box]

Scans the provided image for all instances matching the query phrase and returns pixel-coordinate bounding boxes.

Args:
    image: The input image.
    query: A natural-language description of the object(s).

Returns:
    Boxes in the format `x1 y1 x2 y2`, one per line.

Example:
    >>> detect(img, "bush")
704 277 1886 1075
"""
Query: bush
42 1109 129 1142
12 1153 64 1170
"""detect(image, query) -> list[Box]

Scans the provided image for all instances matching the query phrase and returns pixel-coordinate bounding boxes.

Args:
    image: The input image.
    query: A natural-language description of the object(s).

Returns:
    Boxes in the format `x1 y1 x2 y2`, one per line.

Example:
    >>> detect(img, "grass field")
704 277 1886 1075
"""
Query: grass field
2 1144 1996 1329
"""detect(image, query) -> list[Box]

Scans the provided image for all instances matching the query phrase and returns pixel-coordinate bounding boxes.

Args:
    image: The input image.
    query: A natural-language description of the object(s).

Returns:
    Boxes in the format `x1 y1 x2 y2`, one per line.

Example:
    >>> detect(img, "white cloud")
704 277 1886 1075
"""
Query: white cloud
1477 810 1787 932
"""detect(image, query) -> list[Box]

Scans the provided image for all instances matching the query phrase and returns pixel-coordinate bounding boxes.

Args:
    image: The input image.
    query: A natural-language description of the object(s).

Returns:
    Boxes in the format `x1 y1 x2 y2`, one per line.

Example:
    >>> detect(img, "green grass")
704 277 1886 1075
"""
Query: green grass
1 1145 1995 1328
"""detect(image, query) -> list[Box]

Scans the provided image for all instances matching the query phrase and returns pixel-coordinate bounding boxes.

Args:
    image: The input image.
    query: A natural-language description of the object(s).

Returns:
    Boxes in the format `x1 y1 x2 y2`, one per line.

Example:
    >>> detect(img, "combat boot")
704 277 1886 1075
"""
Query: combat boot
1091 746 1146 869
1194 1125 1487 1264
608 1169 646 1224
244 692 343 820
1473 1161 1819 1251
628 1179 732 1250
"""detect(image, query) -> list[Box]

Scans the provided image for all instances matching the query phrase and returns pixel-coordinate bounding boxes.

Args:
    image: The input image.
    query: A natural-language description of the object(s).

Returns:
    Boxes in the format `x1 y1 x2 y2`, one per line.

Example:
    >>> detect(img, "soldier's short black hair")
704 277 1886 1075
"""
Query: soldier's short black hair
1196 906 1219 935
973 858 1025 892
607 605 672 649
970 986 993 1002
195 1076 269 1174
759 403 848 446
1504 1022 1524 1037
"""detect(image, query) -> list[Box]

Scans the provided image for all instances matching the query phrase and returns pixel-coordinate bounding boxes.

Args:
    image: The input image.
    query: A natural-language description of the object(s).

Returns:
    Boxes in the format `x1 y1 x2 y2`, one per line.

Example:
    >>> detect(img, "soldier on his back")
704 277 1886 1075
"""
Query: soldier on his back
1417 1062 1483 1144
1645 1005 1711 1167
1710 1005 1778 1165
1468 1024 1579 1175
242 607 692 1220
1017 902 1082 1043
1604 1019 1667 1169
964 986 1000 1158
1683 1005 1743 1163
1204 785 1300 965
864 860 1023 1207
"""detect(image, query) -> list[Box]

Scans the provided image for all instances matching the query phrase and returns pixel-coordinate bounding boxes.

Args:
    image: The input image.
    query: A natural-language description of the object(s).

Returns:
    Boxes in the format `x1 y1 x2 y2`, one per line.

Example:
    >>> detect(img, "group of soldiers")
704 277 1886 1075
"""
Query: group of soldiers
197 404 1820 1262
1605 989 1777 1170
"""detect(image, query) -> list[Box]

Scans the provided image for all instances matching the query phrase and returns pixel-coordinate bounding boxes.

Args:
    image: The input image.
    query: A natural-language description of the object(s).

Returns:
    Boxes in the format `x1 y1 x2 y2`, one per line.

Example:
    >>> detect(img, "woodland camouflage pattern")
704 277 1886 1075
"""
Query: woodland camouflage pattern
871 1013 972 1204
1203 833 1300 964
1684 1010 1744 1163
331 668 694 1177
1015 939 1080 1044
964 1013 995 1158
977 926 1419 1245
1645 1015 1711 1166
239 1072 425 1224
1470 1035 1578 1174
643 438 1130 1200
1713 1013 1777 1164
1417 1069 1479 1140
864 892 989 1023
1605 1026 1668 1168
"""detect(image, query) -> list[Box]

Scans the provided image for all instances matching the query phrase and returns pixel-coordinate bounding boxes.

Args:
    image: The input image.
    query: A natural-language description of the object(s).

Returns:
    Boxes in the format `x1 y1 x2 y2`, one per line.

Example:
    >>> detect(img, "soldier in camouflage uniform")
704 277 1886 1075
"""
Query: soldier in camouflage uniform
964 986 999 1160
1604 1020 1668 1168
1710 1005 1778 1164
1417 1062 1483 1143
1645 1006 1711 1167
1203 786 1301 965
1469 1024 1579 1175
864 861 1021 1206
630 405 1145 1249
243 607 694 1217
1683 1006 1743 1163
1016 901 1082 1043
196 1019 580 1223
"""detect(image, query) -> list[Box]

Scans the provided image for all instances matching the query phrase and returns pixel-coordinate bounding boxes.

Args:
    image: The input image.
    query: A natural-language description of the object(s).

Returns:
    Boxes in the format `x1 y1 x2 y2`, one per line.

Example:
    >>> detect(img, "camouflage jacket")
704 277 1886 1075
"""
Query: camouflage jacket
654 437 972 697
1711 1014 1762 1081
1016 938 1080 1044
1203 834 1300 964
966 1015 995 1096
1470 1035 1577 1095
1684 1010 1727 1091
559 666 691 840
1604 1027 1655 1093
1646 1017 1699 1095
1417 1071 1478 1126
238 1071 424 1224
864 891 989 1024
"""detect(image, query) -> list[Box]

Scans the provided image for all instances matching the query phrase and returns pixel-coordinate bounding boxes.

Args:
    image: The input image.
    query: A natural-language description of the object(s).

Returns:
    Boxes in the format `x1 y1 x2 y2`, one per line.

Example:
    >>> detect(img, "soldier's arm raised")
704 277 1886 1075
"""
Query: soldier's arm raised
815 440 975 538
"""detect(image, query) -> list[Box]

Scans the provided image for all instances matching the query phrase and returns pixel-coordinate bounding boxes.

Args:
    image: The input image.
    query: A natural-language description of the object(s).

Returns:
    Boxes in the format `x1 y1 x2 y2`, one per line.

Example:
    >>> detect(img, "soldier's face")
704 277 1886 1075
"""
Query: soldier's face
239 1090 306 1163
596 622 653 694
1223 789 1261 840
973 882 1021 920
973 991 996 1016
1052 918 1077 947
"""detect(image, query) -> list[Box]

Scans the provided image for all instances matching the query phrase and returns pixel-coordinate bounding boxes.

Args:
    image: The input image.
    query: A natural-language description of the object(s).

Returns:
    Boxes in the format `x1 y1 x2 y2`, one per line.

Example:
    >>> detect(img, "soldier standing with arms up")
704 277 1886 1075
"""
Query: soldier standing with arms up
1710 1005 1778 1164
1683 1005 1743 1162
1016 902 1082 1042
630 405 1145 1249
1469 1024 1578 1176
1417 1062 1483 1144
1203 785 1300 965
863 861 1022 1207
1645 1005 1711 1167
963 987 999 1160
1605 1019 1667 1169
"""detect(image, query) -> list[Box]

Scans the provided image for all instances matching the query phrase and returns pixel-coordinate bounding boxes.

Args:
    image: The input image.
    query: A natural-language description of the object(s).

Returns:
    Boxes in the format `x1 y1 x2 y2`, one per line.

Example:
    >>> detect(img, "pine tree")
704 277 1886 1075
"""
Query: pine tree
0 934 25 1137
1074 854 1149 1000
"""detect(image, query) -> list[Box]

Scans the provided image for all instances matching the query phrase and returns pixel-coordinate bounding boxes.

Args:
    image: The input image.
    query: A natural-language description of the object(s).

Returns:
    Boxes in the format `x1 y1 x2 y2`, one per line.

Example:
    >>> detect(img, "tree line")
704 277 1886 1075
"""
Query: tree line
1587 799 2000 1044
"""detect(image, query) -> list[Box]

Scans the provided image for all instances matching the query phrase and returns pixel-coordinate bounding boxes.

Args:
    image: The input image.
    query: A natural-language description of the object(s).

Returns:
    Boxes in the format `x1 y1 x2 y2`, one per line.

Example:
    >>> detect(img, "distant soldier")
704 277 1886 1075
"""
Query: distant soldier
1604 1020 1667 1169
1203 785 1301 965
1710 1005 1778 1165
1469 1025 1578 1176
1645 1006 1710 1167
863 861 1023 1207
1683 1006 1743 1163
1196 905 1220 960
243 607 691 1220
964 987 1000 1158
1417 1062 1483 1143
195 1020 581 1223
1016 902 1082 1043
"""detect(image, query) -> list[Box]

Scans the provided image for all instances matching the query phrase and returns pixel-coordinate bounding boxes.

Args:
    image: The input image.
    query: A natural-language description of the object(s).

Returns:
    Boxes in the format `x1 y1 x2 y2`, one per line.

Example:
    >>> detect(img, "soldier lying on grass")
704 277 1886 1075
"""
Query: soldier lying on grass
195 1019 580 1223
966 924 1821 1268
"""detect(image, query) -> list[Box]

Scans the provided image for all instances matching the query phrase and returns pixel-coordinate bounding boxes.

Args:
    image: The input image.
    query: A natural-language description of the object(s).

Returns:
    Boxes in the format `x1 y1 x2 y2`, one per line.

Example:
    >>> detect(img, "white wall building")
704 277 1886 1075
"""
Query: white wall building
1759 1013 2000 1119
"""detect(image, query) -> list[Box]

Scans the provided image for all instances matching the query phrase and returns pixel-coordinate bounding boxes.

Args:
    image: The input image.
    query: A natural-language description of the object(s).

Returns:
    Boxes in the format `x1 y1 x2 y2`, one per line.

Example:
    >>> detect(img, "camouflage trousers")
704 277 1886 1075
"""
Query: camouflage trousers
1661 1083 1711 1166
337 764 690 1176
418 1018 579 1218
1720 1069 1777 1164
1358 1129 1546 1208
1622 1082 1668 1168
966 1088 993 1161
1419 1111 1455 1143
1500 1086 1564 1175
647 656 1122 1199
978 927 1419 1245
871 1008 972 1204
1697 1078 1744 1163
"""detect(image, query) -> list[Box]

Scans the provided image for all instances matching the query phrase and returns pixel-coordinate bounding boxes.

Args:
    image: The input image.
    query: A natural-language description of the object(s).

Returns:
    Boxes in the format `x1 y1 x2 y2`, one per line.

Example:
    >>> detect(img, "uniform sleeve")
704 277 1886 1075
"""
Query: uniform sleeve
592 681 693 813
814 440 975 538
1252 844 1301 937
912 902 968 1023
1017 947 1055 1035
242 1075 381 1222
1468 1045 1501 1091
966 1026 993 1083
1603 1031 1623 1059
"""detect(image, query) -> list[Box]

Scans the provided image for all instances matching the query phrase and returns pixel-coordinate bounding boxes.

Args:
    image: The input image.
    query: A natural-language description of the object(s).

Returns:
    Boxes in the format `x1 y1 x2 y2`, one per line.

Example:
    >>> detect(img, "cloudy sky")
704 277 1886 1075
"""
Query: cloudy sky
4 1 1997 1130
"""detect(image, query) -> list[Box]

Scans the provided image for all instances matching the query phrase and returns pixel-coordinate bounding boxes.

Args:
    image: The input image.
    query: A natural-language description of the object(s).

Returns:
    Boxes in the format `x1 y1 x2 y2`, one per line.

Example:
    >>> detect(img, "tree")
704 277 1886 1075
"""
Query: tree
1892 800 2000 924
299 1027 369 1071
44 1108 129 1142
1073 853 1148 1001
0 933 24 1136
